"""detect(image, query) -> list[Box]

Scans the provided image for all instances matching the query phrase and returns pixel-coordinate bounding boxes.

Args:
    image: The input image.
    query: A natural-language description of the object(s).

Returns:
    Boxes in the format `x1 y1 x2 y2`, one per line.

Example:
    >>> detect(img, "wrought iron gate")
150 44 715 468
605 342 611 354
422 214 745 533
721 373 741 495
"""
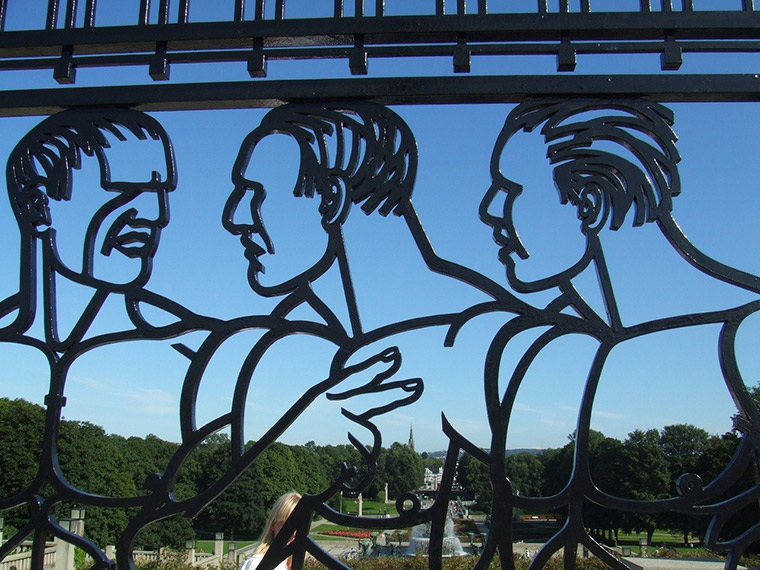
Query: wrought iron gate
2 1 760 569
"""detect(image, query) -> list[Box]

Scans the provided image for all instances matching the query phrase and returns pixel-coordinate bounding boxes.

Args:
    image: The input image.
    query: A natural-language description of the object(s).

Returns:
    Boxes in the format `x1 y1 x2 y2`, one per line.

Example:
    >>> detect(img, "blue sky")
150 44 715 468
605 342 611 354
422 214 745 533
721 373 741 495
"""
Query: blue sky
1 1 759 453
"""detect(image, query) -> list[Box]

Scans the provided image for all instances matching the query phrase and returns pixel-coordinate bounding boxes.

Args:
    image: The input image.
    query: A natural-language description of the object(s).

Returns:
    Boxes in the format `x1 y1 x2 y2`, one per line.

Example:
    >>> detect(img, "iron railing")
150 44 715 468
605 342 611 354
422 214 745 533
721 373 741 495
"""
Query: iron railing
1 2 760 570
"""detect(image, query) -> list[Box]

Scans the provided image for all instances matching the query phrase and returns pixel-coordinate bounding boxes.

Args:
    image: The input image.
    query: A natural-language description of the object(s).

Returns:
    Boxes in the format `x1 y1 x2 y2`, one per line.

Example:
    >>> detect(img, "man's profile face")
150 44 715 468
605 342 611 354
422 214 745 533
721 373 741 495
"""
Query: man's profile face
223 132 331 297
46 135 174 288
479 127 588 293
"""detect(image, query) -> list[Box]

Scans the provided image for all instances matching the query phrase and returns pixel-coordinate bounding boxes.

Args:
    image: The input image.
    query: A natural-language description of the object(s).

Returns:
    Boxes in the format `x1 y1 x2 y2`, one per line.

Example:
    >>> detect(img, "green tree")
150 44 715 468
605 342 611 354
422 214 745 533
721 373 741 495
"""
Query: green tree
457 452 491 510
659 424 711 545
383 442 423 499
539 443 573 497
748 382 760 407
0 398 46 536
57 419 138 546
618 429 670 544
290 444 329 496
585 430 625 542
421 454 445 473
116 433 196 549
504 453 544 497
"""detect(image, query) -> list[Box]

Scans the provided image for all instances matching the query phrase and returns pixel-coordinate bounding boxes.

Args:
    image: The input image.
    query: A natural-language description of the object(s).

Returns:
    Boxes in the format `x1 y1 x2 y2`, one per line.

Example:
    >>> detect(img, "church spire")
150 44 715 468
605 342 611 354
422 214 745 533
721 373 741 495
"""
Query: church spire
408 424 415 452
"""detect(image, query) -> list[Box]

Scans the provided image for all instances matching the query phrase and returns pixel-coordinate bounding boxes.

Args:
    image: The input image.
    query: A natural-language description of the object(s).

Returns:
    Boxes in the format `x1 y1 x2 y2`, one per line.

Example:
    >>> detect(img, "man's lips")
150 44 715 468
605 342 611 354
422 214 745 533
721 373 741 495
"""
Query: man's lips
493 230 527 263
240 234 267 272
102 214 158 258
112 230 153 254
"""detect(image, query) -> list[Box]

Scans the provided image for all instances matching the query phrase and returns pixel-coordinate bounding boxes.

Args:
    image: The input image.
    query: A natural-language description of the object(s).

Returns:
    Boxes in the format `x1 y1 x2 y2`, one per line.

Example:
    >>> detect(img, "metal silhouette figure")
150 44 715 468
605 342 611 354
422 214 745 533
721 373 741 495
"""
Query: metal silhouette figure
0 108 220 568
471 99 760 570
129 103 530 570
1 100 758 570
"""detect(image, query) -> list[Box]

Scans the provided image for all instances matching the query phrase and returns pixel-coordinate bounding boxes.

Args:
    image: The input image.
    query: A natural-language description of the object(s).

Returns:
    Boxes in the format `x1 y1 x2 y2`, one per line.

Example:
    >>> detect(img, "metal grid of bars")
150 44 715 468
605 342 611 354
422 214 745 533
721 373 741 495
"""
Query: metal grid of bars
2 0 760 115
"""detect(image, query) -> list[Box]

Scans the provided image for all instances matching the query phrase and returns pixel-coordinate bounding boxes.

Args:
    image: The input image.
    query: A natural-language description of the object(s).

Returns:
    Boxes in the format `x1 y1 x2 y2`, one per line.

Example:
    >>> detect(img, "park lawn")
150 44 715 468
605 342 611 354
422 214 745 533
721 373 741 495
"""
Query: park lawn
341 498 391 516
609 531 743 560
195 540 253 554
615 530 698 552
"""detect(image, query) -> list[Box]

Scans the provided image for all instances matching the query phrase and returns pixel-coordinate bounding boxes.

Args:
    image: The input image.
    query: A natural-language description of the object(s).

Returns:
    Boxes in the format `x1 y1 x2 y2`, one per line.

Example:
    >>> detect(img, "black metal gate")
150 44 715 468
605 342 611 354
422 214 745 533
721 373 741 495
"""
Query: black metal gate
2 2 760 569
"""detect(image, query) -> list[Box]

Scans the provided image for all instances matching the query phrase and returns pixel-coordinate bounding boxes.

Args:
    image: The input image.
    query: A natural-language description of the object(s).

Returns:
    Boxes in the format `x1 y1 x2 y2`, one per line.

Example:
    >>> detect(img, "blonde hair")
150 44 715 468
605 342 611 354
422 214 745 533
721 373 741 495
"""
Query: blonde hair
254 491 301 555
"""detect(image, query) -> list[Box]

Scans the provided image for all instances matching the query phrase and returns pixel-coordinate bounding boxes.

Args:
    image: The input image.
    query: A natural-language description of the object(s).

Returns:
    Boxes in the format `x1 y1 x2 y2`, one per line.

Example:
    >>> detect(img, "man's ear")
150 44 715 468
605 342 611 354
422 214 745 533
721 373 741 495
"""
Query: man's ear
320 177 349 229
15 185 52 232
576 183 608 234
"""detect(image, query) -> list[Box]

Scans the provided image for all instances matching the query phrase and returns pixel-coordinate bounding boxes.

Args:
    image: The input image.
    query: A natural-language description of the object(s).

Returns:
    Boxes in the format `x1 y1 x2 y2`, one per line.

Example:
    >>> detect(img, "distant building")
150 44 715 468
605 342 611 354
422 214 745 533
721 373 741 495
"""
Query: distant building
423 466 444 490
408 424 415 452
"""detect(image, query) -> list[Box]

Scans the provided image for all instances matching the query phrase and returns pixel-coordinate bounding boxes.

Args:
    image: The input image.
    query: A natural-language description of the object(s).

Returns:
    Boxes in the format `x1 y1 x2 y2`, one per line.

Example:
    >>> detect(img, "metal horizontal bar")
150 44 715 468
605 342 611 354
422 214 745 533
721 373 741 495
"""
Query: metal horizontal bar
3 74 760 116
2 12 760 57
4 39 760 76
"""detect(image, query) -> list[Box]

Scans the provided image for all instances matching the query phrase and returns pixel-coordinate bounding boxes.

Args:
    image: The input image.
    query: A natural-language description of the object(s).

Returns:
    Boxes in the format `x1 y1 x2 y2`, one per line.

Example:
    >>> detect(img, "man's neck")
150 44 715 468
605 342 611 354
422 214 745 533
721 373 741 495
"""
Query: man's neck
42 266 111 352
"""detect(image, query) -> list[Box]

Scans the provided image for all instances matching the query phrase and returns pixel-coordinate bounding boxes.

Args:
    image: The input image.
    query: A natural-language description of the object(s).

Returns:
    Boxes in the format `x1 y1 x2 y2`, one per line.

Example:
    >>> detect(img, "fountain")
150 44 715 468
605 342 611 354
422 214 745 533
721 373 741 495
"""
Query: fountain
404 516 466 557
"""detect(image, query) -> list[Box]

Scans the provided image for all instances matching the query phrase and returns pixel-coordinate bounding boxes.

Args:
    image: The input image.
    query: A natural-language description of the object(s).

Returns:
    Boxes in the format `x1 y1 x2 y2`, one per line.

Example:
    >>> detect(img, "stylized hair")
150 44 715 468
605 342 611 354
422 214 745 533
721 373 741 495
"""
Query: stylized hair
253 491 301 556
496 99 681 231
240 102 416 223
7 108 174 231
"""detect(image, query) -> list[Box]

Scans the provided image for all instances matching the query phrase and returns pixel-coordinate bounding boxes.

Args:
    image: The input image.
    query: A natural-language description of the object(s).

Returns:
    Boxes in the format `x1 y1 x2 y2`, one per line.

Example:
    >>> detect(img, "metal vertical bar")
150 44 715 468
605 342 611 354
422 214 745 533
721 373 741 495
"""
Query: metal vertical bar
84 0 96 27
275 0 284 19
248 37 266 76
375 0 383 16
436 0 444 15
350 34 367 74
538 0 548 14
234 0 245 21
639 0 651 12
255 0 265 20
581 0 590 12
178 0 189 22
54 45 76 82
559 0 569 12
355 0 363 17
743 0 755 10
139 0 150 25
334 0 343 17
682 0 693 10
64 0 78 28
0 0 6 32
158 0 170 24
457 0 465 15
661 0 673 11
46 0 60 29
477 0 486 14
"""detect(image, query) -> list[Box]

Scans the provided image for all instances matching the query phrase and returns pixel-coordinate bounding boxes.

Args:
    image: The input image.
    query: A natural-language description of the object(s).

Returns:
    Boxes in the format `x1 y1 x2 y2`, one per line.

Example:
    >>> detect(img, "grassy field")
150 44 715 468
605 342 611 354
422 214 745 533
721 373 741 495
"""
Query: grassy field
340 498 392 516
194 540 253 554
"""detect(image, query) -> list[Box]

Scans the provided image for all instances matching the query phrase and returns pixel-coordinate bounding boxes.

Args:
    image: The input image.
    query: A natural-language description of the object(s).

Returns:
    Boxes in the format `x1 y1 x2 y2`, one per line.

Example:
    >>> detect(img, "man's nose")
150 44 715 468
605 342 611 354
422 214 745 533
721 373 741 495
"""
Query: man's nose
222 186 255 235
131 189 170 227
483 186 508 221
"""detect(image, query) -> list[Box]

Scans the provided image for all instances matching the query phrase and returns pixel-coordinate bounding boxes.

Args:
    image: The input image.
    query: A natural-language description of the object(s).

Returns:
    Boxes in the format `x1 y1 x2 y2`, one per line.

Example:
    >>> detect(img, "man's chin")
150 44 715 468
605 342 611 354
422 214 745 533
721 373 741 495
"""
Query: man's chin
505 266 535 294
247 268 295 298
91 258 148 289
247 271 278 297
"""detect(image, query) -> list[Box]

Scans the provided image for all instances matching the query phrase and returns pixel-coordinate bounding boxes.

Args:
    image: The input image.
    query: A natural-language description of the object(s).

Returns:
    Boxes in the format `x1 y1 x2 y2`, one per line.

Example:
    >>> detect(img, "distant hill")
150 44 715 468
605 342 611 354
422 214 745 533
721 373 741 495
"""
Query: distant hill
506 448 544 456
425 448 545 458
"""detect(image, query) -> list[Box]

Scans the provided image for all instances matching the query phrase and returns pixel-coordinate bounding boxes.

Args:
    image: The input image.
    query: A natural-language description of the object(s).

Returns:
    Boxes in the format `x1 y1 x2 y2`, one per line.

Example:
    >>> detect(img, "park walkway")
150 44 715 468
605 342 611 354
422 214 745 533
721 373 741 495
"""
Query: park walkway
622 559 746 570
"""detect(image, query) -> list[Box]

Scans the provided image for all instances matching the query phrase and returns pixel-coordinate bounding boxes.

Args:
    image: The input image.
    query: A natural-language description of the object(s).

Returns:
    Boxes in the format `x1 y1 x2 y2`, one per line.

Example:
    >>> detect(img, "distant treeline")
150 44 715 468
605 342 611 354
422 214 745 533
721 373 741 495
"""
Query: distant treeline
2 397 758 553
456 424 758 549
0 397 427 550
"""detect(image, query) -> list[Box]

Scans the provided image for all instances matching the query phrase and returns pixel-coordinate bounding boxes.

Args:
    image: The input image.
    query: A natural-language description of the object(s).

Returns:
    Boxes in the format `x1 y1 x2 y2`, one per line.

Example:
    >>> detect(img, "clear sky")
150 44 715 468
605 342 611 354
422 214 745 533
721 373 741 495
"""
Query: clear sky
1 1 759 454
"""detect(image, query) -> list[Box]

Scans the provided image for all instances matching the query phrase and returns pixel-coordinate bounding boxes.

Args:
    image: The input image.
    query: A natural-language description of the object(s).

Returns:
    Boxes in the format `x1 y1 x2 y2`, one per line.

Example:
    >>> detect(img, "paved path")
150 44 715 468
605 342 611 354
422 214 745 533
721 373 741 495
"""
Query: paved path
622 558 745 570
